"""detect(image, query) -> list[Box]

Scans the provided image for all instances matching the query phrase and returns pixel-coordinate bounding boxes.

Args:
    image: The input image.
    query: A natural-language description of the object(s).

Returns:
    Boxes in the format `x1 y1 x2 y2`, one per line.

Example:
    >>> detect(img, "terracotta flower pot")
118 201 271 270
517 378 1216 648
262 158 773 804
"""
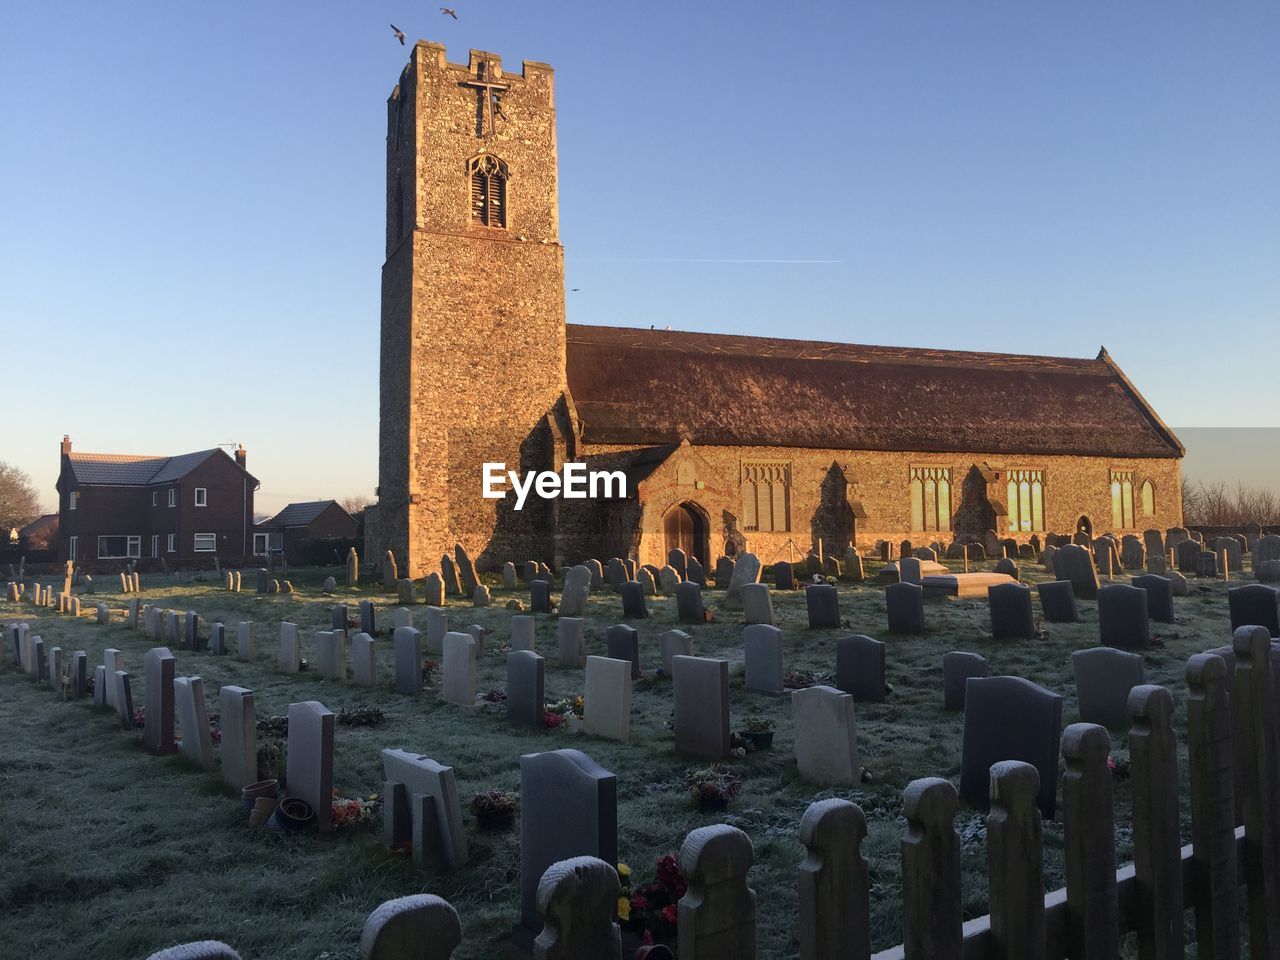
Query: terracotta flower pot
267 796 315 832
241 778 279 810
249 796 279 828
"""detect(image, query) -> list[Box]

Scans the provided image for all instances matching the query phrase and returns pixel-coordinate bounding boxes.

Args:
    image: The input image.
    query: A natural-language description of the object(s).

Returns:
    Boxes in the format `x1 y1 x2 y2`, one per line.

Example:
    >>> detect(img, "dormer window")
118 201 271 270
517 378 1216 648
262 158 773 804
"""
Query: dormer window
468 154 508 227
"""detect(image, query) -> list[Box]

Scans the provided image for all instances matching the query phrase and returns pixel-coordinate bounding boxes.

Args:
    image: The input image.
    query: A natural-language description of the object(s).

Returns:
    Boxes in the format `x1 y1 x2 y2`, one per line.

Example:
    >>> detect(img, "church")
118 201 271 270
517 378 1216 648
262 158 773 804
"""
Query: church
374 42 1184 578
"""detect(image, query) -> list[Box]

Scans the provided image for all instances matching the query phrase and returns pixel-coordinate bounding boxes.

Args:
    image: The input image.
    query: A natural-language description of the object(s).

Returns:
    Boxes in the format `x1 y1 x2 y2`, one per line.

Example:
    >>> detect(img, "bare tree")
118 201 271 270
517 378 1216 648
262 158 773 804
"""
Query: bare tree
1183 477 1280 526
340 495 372 518
0 461 41 534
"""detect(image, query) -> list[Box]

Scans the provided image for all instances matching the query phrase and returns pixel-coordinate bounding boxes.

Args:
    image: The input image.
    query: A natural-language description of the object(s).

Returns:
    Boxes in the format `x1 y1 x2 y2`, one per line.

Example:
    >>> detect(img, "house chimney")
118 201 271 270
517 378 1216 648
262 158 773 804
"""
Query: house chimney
235 444 247 469
61 435 72 456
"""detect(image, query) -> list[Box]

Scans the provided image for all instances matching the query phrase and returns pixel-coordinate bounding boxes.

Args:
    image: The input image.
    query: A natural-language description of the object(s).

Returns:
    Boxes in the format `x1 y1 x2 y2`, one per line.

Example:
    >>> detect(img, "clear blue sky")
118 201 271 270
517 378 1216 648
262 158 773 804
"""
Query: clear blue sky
2 2 1277 516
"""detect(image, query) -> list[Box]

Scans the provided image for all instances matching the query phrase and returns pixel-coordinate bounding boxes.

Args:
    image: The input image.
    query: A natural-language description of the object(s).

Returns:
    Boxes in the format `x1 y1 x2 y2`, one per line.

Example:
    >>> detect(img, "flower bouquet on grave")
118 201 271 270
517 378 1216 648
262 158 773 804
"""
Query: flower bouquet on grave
132 707 146 729
421 658 439 684
544 696 584 731
336 705 386 728
331 791 382 830
783 669 835 690
619 854 686 948
257 715 289 737
685 767 743 812
480 688 507 705
470 789 517 830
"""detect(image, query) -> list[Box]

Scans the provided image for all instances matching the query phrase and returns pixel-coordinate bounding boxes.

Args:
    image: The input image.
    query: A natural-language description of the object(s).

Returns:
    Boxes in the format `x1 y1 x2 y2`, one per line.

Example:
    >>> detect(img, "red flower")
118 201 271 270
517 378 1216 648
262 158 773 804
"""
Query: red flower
543 712 564 728
642 931 653 945
630 894 648 911
661 904 679 926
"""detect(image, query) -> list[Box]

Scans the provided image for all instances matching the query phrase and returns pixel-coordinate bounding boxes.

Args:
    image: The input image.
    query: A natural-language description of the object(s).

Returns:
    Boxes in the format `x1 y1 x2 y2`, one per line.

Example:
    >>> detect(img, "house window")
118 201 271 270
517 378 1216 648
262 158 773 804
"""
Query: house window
910 466 952 532
151 534 159 557
69 491 78 511
167 533 176 553
740 462 791 532
168 488 177 508
152 491 158 507
69 536 77 561
194 533 217 552
468 154 508 227
1111 470 1135 529
1006 469 1046 532
1140 479 1156 516
253 532 283 556
194 487 207 507
97 535 141 559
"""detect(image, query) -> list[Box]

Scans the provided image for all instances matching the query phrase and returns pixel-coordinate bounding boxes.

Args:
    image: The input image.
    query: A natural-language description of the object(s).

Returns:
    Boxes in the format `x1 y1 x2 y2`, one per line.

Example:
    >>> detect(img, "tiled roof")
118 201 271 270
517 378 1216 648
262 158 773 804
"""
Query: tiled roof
68 449 227 485
564 325 1183 458
269 500 339 528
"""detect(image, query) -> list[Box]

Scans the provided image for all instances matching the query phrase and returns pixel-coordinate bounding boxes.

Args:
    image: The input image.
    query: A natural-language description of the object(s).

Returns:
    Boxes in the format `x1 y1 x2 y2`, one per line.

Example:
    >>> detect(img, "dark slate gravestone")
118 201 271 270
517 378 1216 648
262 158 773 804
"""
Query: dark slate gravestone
605 559 627 593
506 651 545 729
743 624 784 695
714 557 735 589
805 584 841 628
835 635 886 703
1174 539 1201 573
1052 544 1100 600
673 656 731 760
1132 574 1175 624
1097 584 1151 650
676 582 706 624
1228 584 1280 635
210 622 227 656
359 600 377 636
943 651 989 712
667 549 687 581
992 557 1020 580
331 604 348 631
899 557 923 585
885 582 925 634
1196 550 1220 579
512 749 617 951
773 561 795 591
530 580 553 614
605 624 641 680
960 675 1063 819
988 583 1035 641
1071 647 1145 730
686 557 706 587
185 612 201 651
255 568 269 593
1037 580 1080 623
620 581 648 620
623 559 636 580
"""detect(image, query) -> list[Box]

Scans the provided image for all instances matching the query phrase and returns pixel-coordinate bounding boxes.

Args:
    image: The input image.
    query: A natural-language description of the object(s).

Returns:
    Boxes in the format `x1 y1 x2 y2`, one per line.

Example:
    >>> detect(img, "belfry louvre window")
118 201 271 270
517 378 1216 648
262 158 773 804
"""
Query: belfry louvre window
1111 470 1135 529
910 466 952 532
468 154 508 227
1007 469 1045 532
741 462 791 533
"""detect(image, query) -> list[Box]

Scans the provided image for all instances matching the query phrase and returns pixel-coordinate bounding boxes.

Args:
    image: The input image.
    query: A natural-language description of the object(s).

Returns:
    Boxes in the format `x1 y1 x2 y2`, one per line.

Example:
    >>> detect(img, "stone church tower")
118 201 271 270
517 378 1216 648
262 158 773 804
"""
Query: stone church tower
378 43 569 577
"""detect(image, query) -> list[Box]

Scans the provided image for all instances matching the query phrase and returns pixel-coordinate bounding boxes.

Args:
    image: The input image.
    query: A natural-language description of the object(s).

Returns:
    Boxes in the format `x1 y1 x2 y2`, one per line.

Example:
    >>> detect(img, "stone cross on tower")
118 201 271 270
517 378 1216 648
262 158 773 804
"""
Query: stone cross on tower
462 59 509 137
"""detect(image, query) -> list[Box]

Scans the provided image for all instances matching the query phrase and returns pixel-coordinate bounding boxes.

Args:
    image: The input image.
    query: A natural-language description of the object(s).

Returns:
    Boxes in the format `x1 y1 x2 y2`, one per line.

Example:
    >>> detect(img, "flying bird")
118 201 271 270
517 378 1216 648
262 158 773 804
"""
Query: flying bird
390 23 406 44
440 7 458 18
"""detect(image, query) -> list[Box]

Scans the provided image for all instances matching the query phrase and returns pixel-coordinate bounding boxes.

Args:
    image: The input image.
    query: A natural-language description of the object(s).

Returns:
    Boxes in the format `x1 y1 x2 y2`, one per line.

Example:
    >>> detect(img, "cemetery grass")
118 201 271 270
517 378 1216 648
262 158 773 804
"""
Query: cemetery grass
0 562 1237 960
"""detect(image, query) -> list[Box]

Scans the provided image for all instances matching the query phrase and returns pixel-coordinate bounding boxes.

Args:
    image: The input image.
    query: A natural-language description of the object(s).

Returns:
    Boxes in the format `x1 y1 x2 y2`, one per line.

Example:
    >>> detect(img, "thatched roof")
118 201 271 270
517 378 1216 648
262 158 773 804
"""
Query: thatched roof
564 325 1182 458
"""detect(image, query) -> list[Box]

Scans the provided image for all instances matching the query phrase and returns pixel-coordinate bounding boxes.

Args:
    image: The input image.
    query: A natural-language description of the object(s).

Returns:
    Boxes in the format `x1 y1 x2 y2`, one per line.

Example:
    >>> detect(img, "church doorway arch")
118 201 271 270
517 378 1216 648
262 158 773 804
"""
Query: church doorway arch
663 501 709 565
1076 515 1093 539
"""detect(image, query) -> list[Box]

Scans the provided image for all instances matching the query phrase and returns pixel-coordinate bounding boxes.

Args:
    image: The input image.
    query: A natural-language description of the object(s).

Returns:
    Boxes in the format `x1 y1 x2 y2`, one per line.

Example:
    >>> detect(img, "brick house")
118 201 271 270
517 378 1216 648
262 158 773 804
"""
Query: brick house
55 436 257 567
254 500 358 565
375 43 1184 575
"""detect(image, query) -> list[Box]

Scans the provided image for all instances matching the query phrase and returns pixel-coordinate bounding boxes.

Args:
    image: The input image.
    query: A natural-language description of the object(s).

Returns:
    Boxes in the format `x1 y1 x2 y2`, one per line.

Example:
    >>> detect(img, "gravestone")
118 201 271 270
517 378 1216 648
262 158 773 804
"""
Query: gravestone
278 622 301 674
676 581 706 624
360 600 377 636
1259 560 1280 583
423 573 444 606
144 647 177 755
96 603 109 625
637 568 657 596
218 686 256 791
678 825 757 960
844 551 865 582
584 656 632 741
503 562 519 589
1175 539 1201 573
441 632 477 706
605 559 627 592
316 630 347 681
382 550 399 588
942 651 989 712
1052 544 1100 600
1037 580 1080 623
454 543 479 595
1210 537 1243 572
287 700 335 832
506 650 545 728
396 579 416 605
792 685 860 786
530 580 553 614
465 622 488 658
798 799 869 960
668 548 687 580
835 635 886 703
513 749 617 951
885 582 925 633
660 629 693 674
899 557 924 585
1169 569 1190 597
1121 535 1146 570
473 585 491 607
989 582 1035 641
114 671 135 730
352 633 377 686
71 651 87 698
103 648 124 707
1228 584 1280 635
687 556 706 587
605 624 641 680
1196 550 1220 578
724 553 762 608
960 676 1063 818
673 656 731 760
331 604 349 631
658 566 681 595
174 676 214 770
394 607 414 630
773 561 795 590
184 611 201 651
556 618 585 669
621 581 648 620
1255 534 1280 567
359 895 462 960
743 624 784 696
1142 528 1164 557
424 607 448 655
394 627 424 695
1097 583 1151 650
805 583 841 628
1132 574 1175 623
714 557 735 589
441 555 462 596
511 615 536 652
1146 554 1169 575
533 857 623 960
46 646 62 692
1072 648 1145 729
993 557 1019 580
93 665 107 707
382 748 468 872
583 559 604 590
559 565 592 618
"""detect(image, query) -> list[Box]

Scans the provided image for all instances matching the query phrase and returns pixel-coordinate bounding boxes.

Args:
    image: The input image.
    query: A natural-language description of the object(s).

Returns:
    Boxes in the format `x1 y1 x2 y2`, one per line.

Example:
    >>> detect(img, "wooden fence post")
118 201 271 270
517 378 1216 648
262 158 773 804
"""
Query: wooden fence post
1185 652 1240 960
987 760 1047 960
1061 722 1120 960
1128 684 1185 960
798 798 870 960
901 777 962 960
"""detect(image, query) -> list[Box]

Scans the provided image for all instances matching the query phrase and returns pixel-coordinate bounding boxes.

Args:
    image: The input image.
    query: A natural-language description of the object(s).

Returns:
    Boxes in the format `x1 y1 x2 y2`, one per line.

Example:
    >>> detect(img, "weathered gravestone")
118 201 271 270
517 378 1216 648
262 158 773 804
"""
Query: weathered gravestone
316 631 347 681
513 749 617 951
114 671 135 729
358 895 461 960
792 685 860 786
714 556 735 589
1052 544 1100 600
993 557 1019 580
989 582 1035 641
454 544 479 595
1097 583 1151 650
1143 528 1165 558
773 561 795 590
530 580 553 614
668 548 687 580
287 700 335 832
360 601 377 636
534 856 623 960
144 942 243 960
331 604 349 631
396 579 416 606
144 647 177 755
1228 583 1280 635
584 656 631 741
1121 535 1146 570
1175 539 1201 573
503 562 519 589
424 607 448 655
885 581 925 634
382 748 468 872
805 583 841 628
723 553 761 609
676 581 706 624
605 558 627 593
278 622 301 674
511 615 535 652
394 627 424 695
659 629 693 674
899 557 923 585
174 676 214 770
559 565 591 618
1210 537 1243 572
743 624 784 696
637 568 657 596
1035 580 1080 628
942 651 989 712
556 618 585 669
1072 647 1145 729
219 686 256 791
394 607 414 631
423 573 444 607
506 650 545 728
673 656 731 760
686 556 706 587
441 555 462 596
1132 574 1175 624
960 676 1063 819
1196 550 1220 579
1255 534 1280 568
678 825 757 960
102 648 124 707
441 632 477 706
605 624 640 679
658 565 681 595
835 635 886 703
